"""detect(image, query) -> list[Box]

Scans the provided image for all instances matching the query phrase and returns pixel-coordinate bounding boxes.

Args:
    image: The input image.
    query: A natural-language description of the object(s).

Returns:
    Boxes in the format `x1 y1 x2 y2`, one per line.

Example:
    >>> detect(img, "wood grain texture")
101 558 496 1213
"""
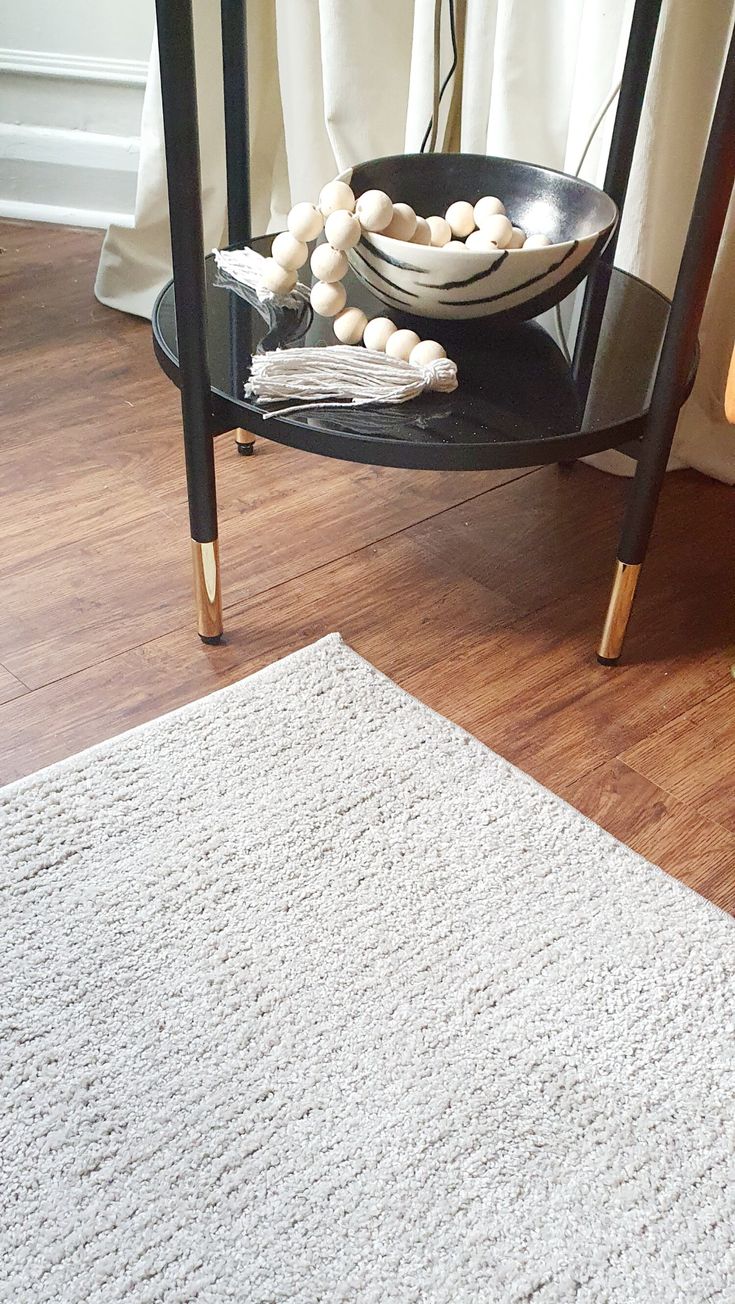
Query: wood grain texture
0 664 27 705
560 759 735 914
1 219 734 912
623 684 735 835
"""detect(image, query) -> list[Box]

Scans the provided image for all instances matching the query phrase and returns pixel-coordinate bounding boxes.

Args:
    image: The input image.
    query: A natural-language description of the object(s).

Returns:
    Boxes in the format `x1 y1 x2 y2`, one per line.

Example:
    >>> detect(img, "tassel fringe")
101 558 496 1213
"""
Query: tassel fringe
245 345 458 417
213 247 309 308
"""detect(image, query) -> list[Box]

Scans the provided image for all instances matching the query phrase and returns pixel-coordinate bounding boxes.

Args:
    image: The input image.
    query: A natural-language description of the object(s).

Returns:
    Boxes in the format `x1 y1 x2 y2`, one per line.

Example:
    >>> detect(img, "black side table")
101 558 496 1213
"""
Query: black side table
152 0 735 662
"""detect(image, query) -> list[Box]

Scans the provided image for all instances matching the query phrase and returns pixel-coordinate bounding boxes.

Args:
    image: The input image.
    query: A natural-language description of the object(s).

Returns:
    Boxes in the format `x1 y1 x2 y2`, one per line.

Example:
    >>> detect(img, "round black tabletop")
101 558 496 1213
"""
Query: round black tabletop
152 236 694 472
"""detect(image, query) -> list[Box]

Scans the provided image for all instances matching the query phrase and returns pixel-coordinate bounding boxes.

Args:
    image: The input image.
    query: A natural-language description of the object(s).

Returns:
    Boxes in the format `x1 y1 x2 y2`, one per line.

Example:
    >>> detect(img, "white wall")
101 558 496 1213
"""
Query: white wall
0 0 153 227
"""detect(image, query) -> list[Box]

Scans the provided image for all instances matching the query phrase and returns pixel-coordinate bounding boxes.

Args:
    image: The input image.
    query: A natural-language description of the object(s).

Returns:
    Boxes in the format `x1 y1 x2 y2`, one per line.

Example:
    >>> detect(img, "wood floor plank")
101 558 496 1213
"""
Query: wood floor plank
558 759 735 915
399 606 729 796
398 464 734 791
0 532 516 784
622 683 735 835
0 664 27 705
0 449 531 689
408 461 735 632
0 435 169 571
0 508 194 688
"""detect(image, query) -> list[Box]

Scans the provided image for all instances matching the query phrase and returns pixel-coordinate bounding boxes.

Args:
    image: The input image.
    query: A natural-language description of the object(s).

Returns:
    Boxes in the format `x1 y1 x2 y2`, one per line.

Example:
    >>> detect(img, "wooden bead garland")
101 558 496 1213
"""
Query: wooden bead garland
310 280 347 317
411 216 432 246
409 339 446 366
474 195 505 225
324 210 361 251
333 306 369 345
481 214 513 248
288 202 323 242
318 180 356 216
310 244 348 283
354 188 393 232
269 175 553 390
383 202 418 242
445 200 476 238
465 229 499 252
385 329 421 362
271 231 309 271
427 215 452 247
363 317 397 351
262 257 298 294
273 184 457 371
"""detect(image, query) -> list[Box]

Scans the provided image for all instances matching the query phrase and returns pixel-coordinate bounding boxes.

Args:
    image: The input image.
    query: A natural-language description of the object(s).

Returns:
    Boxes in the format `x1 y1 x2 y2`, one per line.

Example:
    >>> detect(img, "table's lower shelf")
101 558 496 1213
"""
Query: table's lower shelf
152 237 695 472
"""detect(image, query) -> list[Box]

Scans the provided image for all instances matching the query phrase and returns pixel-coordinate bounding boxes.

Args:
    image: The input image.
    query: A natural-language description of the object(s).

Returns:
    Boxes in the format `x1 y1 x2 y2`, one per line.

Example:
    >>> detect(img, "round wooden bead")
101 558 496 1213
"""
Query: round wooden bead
333 306 368 345
324 210 361 251
310 279 347 317
509 226 526 249
465 229 499 252
524 232 552 248
287 202 324 242
409 339 447 366
410 216 432 245
474 195 506 226
363 317 397 352
262 258 298 294
445 200 476 238
318 180 356 216
355 189 393 232
480 214 513 248
385 328 421 361
271 231 308 271
382 203 418 242
444 239 467 250
426 215 452 247
310 244 348 283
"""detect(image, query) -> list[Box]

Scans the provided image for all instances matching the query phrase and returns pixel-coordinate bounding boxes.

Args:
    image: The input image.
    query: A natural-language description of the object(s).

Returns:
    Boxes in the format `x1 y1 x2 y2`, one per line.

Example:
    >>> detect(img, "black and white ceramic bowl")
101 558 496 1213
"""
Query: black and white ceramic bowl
345 154 618 322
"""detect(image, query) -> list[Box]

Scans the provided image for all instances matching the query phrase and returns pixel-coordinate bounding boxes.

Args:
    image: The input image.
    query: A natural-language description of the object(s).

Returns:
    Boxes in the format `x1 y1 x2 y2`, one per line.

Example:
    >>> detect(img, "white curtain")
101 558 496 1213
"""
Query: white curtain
95 0 735 482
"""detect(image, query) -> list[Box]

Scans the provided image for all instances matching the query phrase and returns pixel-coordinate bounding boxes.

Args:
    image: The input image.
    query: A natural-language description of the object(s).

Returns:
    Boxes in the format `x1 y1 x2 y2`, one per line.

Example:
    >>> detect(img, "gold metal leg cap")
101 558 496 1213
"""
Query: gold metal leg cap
597 561 641 664
235 428 256 456
191 538 223 641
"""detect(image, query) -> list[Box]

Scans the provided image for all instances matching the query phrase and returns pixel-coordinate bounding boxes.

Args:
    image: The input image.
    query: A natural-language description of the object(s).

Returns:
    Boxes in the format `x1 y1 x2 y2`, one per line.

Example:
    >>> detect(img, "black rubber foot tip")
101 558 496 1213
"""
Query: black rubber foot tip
199 633 223 645
237 442 255 456
597 654 620 667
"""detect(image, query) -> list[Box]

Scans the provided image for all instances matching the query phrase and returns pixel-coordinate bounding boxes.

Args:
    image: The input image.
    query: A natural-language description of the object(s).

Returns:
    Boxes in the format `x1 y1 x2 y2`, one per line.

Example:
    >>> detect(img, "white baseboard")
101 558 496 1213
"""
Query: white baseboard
0 123 139 170
0 123 139 225
0 198 134 230
0 48 148 87
0 43 146 225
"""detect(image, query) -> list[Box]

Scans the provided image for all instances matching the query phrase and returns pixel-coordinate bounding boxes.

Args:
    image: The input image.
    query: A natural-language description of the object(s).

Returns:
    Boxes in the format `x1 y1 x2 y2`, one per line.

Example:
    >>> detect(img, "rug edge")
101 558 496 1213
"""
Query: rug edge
339 643 735 931
4 633 732 929
0 633 346 800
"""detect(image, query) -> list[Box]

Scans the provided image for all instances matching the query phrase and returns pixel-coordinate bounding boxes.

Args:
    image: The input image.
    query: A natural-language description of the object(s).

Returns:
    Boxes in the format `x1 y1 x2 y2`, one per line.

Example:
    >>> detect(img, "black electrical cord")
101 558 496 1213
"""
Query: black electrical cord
420 0 458 153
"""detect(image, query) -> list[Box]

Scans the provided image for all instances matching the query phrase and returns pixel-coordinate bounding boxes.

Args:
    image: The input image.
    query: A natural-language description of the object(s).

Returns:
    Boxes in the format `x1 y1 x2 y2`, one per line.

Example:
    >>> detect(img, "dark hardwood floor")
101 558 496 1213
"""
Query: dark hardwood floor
2 219 734 910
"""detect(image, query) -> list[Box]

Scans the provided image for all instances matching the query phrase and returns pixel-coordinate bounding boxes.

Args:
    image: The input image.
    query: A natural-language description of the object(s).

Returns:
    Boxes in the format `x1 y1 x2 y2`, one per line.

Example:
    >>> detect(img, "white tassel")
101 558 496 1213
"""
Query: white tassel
245 345 458 416
213 247 309 308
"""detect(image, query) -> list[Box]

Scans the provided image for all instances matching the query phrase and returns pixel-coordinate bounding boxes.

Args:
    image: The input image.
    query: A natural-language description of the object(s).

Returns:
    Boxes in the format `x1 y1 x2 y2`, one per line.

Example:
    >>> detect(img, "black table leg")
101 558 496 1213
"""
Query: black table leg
598 22 735 665
155 0 222 643
221 0 251 247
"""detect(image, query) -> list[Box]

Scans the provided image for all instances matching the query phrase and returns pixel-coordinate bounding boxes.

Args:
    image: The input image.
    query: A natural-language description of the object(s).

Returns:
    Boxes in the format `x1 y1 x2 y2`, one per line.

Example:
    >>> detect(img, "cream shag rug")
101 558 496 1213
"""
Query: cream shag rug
1 635 734 1304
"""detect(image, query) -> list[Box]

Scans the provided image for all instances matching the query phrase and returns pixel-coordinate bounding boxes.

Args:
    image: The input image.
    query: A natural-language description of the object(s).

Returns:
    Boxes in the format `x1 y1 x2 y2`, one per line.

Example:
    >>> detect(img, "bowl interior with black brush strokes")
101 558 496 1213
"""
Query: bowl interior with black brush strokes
345 153 618 322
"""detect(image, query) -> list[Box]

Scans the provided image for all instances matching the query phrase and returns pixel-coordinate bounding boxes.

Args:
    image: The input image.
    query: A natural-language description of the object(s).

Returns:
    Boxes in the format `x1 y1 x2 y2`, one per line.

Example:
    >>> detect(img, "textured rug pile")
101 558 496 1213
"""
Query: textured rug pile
1 635 733 1303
